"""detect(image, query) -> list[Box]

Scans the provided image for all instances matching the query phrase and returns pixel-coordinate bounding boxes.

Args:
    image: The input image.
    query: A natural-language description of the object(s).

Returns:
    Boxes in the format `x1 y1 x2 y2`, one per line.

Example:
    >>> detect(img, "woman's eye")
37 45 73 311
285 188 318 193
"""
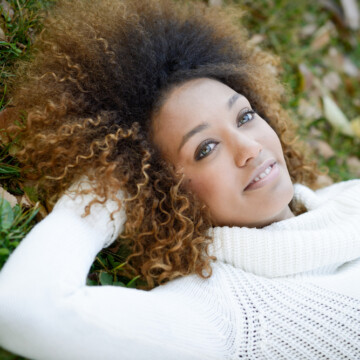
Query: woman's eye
237 109 255 126
195 141 217 161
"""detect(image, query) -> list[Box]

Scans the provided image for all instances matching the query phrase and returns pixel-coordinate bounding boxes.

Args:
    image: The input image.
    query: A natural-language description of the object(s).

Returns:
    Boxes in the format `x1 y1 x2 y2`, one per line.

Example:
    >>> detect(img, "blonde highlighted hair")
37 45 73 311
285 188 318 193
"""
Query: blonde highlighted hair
5 0 319 288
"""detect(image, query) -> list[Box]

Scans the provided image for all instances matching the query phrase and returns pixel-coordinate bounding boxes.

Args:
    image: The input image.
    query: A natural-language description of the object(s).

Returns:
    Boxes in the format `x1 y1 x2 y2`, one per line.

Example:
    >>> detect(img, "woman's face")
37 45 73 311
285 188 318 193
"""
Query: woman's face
152 78 294 228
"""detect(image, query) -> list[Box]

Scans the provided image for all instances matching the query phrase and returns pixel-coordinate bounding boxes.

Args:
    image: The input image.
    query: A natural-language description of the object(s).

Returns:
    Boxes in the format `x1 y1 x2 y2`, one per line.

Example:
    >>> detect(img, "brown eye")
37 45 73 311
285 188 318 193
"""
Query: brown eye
237 109 255 126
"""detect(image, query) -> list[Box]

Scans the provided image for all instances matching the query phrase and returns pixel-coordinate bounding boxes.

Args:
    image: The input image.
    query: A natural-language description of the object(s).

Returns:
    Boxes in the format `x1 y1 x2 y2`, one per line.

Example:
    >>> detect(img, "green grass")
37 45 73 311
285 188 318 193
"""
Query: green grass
0 0 56 92
235 0 360 178
0 0 359 358
0 1 54 358
0 197 39 268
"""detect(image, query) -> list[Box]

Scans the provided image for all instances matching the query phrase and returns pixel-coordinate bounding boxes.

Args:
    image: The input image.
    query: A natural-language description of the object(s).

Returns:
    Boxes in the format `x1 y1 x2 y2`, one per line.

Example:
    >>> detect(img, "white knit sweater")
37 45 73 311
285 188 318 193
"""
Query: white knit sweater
0 180 359 359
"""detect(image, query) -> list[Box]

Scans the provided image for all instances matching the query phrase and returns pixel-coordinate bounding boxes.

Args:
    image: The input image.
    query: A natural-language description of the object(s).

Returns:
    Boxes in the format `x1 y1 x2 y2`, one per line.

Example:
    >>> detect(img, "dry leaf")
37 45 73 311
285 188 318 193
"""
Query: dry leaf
308 139 335 159
303 12 316 23
343 57 359 78
325 48 359 77
350 117 360 138
319 0 347 29
325 47 344 72
340 0 360 30
322 95 354 136
298 98 322 122
309 127 323 137
37 203 48 220
0 27 5 41
307 87 323 100
353 99 360 108
311 22 335 51
322 72 342 91
298 63 315 91
315 174 334 188
346 156 360 176
0 187 18 207
208 0 222 6
300 23 317 38
19 195 31 208
344 78 356 96
248 34 265 46
16 42 26 50
0 0 14 19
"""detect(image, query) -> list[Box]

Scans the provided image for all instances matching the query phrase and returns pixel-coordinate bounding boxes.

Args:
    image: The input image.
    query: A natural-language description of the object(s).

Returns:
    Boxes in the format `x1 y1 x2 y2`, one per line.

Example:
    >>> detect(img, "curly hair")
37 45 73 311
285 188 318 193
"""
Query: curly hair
4 0 319 288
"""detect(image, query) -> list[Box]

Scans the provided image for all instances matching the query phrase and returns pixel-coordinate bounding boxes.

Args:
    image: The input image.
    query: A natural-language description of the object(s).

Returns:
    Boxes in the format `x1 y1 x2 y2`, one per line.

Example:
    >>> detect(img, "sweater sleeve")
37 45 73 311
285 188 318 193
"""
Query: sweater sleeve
0 190 221 360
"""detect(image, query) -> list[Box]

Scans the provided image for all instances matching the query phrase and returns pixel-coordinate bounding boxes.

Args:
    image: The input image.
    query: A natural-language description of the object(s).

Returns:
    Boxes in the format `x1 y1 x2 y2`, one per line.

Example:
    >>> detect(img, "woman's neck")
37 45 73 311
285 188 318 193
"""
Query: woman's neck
256 205 295 229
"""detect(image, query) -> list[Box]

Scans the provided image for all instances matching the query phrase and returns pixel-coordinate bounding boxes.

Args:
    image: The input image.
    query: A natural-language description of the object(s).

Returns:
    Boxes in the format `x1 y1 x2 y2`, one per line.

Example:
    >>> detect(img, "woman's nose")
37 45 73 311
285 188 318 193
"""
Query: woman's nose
232 133 262 168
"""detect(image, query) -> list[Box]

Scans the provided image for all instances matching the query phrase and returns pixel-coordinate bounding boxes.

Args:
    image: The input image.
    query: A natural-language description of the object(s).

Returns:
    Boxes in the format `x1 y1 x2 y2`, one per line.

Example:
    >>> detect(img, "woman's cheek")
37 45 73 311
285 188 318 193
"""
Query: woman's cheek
186 173 215 201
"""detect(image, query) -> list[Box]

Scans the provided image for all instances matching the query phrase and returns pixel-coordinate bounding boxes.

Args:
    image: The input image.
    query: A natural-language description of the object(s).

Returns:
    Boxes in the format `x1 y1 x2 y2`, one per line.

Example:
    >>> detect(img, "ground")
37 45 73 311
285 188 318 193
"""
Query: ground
0 0 359 358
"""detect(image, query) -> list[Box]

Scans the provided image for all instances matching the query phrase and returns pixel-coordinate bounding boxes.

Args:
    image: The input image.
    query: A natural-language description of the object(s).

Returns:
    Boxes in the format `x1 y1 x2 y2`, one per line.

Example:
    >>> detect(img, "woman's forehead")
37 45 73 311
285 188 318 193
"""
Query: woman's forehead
155 78 248 124
151 78 249 154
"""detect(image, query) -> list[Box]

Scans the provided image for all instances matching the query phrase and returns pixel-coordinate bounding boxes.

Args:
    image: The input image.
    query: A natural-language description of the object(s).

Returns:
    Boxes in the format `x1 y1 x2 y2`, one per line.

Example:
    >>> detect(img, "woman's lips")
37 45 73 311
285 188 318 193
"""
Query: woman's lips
244 162 279 191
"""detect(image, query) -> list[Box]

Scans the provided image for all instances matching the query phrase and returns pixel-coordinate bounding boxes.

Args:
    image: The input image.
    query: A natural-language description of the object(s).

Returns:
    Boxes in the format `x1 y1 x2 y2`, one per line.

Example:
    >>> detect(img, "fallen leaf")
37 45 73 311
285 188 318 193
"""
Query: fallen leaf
315 174 334 188
350 117 360 138
0 187 17 207
248 34 265 46
322 95 354 136
340 0 360 30
352 98 360 108
208 0 222 6
19 195 31 208
311 22 335 51
300 23 317 38
307 139 335 159
343 57 359 78
303 12 316 23
16 42 26 50
298 63 315 91
319 0 347 29
324 47 343 72
0 26 5 41
307 86 323 101
346 156 360 176
325 48 359 77
0 0 14 19
344 78 356 96
37 203 48 220
322 71 342 91
26 27 36 44
298 98 322 122
309 127 323 137
346 156 360 177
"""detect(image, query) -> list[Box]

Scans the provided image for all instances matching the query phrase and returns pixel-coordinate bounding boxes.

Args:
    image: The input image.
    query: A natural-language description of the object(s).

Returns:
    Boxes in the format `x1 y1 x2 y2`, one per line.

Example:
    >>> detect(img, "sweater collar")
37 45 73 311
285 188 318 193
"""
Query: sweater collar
209 181 360 278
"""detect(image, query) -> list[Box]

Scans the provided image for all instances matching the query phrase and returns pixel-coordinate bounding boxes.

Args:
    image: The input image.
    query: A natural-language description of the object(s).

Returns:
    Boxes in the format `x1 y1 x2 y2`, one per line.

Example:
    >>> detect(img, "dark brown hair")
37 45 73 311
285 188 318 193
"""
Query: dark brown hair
4 0 319 288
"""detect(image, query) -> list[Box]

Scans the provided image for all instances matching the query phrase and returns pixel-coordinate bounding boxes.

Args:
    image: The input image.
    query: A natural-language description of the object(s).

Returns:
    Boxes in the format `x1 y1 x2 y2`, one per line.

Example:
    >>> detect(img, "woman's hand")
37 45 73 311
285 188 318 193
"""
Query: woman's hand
54 177 126 247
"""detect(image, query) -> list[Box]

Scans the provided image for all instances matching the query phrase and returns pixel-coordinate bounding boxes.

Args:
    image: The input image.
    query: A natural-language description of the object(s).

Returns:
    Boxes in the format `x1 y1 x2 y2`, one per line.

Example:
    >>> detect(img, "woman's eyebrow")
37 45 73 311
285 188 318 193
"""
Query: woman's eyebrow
177 93 242 152
228 93 240 109
178 123 209 152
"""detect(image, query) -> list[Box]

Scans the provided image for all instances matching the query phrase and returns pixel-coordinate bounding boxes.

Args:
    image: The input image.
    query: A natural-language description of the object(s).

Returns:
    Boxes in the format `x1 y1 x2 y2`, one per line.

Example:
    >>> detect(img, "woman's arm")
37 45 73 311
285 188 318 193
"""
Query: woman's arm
0 185 220 360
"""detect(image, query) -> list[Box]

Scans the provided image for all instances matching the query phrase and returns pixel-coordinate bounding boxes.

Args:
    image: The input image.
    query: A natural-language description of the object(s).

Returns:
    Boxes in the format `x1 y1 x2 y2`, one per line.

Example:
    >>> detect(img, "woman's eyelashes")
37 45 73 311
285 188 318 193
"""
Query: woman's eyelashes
237 108 256 126
194 108 256 161
195 140 218 161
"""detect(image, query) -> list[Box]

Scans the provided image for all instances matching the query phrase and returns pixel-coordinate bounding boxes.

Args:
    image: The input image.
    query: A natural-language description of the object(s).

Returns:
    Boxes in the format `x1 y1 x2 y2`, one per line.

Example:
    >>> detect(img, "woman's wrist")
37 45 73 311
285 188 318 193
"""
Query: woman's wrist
53 178 126 247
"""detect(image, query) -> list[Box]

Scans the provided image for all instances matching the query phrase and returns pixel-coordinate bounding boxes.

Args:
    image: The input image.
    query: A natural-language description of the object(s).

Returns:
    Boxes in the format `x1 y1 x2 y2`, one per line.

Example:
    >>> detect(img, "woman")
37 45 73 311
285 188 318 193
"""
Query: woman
0 0 359 359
